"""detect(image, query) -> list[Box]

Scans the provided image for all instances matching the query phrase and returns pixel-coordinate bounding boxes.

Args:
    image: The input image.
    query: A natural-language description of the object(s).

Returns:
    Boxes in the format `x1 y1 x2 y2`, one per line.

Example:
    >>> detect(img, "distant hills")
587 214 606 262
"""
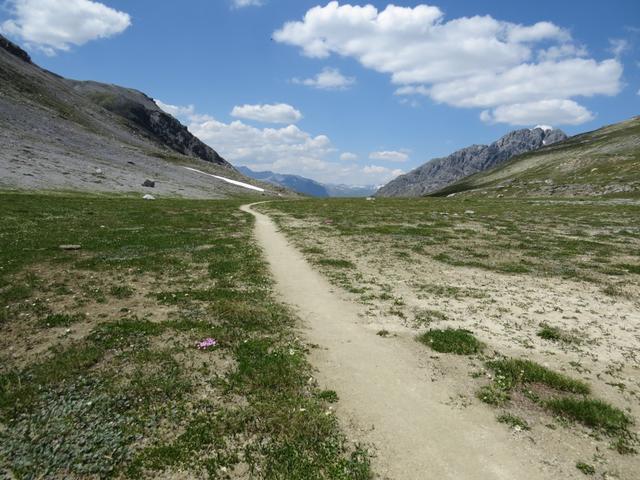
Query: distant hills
377 127 567 197
0 34 282 198
238 166 377 197
433 116 640 198
238 166 330 197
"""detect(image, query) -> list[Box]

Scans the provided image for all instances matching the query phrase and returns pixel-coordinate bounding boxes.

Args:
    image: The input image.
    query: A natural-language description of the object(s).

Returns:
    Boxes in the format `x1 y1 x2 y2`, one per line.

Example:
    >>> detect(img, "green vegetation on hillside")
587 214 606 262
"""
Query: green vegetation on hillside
434 116 640 198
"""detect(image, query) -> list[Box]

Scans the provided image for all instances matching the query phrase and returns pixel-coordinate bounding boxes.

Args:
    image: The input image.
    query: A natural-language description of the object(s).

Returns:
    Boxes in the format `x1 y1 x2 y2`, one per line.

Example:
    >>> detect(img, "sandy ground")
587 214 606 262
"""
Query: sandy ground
241 202 561 480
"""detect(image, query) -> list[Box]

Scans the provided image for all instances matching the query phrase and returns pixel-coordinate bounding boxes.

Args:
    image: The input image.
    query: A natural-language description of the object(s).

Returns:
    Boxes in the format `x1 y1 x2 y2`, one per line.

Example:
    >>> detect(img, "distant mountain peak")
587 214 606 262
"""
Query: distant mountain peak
376 127 567 197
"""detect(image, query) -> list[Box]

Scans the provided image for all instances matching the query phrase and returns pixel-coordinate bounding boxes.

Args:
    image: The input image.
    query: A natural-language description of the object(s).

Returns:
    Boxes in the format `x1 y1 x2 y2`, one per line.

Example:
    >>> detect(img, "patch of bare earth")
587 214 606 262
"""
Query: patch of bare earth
0 264 178 368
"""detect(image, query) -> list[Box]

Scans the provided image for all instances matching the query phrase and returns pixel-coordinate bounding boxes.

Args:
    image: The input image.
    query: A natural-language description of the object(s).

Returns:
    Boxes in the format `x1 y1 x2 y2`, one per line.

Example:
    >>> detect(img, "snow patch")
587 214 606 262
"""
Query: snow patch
183 167 265 192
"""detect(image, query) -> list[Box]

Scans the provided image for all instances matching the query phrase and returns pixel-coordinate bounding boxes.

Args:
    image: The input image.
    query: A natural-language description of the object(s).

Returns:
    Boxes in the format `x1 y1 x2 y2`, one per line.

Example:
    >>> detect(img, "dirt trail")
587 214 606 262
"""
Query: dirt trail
241 203 546 480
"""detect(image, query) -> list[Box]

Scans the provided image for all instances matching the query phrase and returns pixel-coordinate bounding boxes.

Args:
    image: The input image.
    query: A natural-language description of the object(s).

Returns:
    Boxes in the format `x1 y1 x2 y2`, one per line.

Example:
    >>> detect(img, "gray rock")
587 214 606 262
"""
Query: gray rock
376 127 568 197
59 244 81 250
0 35 31 62
142 179 155 188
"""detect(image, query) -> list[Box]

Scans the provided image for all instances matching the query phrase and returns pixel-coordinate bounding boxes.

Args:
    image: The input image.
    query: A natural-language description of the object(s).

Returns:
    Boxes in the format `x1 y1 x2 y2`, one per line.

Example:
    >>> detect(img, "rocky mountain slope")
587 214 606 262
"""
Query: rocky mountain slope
433 116 640 198
376 127 567 197
0 34 284 198
239 166 378 197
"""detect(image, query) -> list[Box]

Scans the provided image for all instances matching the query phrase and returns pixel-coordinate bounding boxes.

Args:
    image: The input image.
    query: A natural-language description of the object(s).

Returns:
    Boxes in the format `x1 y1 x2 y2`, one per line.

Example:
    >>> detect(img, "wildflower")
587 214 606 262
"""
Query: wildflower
196 338 218 350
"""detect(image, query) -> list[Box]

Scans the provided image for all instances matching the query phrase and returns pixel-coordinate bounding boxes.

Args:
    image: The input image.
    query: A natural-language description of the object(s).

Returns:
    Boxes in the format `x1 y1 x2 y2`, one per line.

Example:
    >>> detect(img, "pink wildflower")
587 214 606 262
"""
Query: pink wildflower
196 338 218 350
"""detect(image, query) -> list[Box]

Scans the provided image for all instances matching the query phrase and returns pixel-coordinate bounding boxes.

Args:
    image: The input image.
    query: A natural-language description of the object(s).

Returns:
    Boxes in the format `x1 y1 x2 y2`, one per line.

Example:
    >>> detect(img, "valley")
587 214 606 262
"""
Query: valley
1 3 639 478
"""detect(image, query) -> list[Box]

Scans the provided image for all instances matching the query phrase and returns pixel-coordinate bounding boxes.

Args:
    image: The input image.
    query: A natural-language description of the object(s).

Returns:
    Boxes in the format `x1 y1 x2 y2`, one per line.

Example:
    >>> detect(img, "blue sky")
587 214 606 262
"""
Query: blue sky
1 0 638 185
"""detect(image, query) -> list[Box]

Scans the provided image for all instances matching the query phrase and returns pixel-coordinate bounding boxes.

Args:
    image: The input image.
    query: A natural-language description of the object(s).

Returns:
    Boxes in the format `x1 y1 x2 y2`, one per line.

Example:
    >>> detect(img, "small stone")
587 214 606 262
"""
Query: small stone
142 179 155 188
95 168 103 175
464 210 475 215
142 194 155 200
59 244 81 250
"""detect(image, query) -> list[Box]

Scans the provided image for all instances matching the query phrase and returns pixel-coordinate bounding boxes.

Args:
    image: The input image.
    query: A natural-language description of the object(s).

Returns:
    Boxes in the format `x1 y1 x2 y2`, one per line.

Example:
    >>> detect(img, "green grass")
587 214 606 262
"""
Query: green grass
476 385 510 406
486 359 590 394
417 329 482 355
38 312 85 328
317 390 339 403
479 358 637 452
575 462 596 475
0 193 371 479
537 324 579 344
316 258 356 269
497 413 530 431
109 285 135 298
546 398 631 435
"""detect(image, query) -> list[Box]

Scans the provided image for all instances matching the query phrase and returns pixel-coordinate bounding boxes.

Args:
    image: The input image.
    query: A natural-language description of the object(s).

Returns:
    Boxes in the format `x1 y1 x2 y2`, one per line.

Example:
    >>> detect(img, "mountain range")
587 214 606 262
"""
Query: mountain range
238 166 378 198
1 32 636 201
433 116 640 198
376 127 567 197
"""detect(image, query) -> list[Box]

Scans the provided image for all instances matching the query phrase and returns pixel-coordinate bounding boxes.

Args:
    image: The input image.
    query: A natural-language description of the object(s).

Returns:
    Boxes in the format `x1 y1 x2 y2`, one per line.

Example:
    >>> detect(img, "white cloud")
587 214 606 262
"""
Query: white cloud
369 150 409 162
155 100 196 118
231 0 263 8
608 38 629 57
339 152 358 161
480 99 594 126
274 2 623 126
292 67 356 90
363 165 405 180
428 59 621 108
155 100 399 185
0 0 131 55
231 103 303 124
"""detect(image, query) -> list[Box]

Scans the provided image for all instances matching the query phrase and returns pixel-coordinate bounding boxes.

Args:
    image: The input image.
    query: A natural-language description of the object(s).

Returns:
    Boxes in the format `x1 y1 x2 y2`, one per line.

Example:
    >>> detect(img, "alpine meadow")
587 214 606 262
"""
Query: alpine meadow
1 1 639 479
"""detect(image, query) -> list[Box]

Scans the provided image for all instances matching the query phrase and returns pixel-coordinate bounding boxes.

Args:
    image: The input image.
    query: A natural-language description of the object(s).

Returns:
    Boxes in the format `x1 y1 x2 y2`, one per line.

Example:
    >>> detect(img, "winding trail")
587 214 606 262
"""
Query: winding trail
241 203 544 480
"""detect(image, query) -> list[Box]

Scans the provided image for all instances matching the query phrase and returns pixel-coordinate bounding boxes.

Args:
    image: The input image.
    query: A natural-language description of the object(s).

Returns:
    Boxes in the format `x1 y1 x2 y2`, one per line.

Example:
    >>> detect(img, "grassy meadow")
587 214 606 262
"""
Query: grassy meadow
0 193 370 479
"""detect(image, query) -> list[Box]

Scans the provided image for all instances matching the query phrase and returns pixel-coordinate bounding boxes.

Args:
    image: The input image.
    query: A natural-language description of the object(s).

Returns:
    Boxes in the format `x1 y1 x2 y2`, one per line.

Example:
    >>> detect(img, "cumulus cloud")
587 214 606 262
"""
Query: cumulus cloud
155 100 196 118
480 100 594 126
340 152 358 161
231 103 303 124
274 2 623 125
292 67 356 90
0 0 131 55
369 150 409 162
156 100 398 184
363 165 405 180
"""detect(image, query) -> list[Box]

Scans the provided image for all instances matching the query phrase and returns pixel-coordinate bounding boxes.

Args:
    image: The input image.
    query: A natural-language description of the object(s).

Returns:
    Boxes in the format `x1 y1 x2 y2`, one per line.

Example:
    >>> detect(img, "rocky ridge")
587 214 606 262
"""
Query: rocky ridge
376 127 567 197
